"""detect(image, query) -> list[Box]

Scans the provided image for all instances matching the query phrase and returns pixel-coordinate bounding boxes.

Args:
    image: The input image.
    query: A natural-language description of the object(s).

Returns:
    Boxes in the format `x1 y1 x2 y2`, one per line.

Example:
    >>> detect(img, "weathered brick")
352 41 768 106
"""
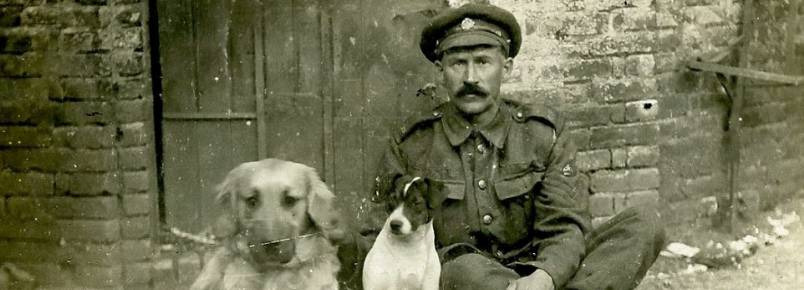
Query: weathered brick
58 78 102 101
626 145 659 167
151 258 178 289
590 168 660 193
0 32 31 54
100 5 143 27
611 148 626 168
99 78 149 100
177 253 201 283
59 28 100 53
123 170 149 193
684 5 724 25
626 190 660 207
111 51 144 77
58 101 115 125
0 126 52 147
122 193 150 215
48 196 119 218
592 78 657 103
576 149 610 172
62 241 121 265
62 149 118 172
21 6 100 28
117 122 148 146
1 148 66 172
59 219 121 242
115 99 151 123
74 264 122 288
120 146 148 170
121 239 151 262
566 104 625 128
0 6 22 27
590 123 659 149
65 172 122 195
121 215 149 239
625 99 658 122
572 32 655 57
0 220 59 240
100 26 142 50
12 262 72 286
7 197 54 221
52 54 107 77
0 171 54 195
625 54 655 76
562 58 613 82
124 262 152 285
615 8 656 31
0 78 52 100
54 125 117 149
0 197 5 217
0 241 61 262
0 54 43 77
589 193 614 217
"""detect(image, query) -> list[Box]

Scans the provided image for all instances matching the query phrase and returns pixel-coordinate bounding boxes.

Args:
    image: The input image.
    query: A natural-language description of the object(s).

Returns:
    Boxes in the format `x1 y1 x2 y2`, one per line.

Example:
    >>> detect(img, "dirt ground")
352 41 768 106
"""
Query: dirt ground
636 194 804 290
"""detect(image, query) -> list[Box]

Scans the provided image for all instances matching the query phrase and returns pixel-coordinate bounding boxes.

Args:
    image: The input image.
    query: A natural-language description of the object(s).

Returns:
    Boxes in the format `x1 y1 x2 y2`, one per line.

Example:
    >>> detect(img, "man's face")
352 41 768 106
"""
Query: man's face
436 45 512 116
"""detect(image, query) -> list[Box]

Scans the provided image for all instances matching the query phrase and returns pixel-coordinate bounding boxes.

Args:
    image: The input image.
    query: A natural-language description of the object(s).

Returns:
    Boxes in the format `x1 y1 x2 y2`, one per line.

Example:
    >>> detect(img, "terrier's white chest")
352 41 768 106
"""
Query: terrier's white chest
363 222 440 290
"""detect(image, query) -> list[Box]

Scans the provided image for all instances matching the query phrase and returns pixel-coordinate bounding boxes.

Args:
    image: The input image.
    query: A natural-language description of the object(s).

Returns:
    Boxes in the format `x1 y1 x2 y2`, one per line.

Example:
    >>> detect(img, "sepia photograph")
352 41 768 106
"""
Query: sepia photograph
0 0 802 289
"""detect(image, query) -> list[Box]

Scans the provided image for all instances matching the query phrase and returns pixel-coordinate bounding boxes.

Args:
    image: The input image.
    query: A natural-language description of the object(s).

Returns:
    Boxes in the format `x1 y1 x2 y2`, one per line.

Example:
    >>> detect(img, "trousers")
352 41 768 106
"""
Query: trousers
440 206 666 290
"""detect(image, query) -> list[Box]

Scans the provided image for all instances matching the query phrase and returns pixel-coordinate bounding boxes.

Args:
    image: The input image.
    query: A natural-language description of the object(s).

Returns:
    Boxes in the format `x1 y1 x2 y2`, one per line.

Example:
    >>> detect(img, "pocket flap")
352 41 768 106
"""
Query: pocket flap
494 172 543 200
444 182 465 200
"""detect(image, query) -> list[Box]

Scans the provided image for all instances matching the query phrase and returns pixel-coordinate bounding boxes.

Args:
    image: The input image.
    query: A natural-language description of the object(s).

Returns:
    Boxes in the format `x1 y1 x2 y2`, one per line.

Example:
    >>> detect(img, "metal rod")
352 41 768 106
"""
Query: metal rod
687 61 804 86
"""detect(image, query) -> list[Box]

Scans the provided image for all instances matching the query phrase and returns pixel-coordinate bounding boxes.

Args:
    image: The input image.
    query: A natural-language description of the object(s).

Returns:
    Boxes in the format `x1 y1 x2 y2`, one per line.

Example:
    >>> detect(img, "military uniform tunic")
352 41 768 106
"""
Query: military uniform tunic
371 100 592 287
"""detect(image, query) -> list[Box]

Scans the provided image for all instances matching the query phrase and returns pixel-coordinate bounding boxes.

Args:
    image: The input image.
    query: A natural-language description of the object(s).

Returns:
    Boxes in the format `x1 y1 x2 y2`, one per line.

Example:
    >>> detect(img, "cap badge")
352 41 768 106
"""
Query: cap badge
460 18 475 30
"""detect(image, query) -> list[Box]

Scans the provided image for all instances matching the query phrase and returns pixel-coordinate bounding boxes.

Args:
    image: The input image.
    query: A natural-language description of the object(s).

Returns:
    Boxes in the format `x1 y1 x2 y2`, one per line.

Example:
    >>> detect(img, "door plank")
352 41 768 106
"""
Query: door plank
196 0 232 113
158 0 197 113
163 121 201 232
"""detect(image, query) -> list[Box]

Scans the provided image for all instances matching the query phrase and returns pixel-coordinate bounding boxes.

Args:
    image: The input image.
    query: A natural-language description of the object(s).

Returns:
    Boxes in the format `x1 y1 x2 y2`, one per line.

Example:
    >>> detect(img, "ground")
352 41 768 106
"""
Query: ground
637 193 804 290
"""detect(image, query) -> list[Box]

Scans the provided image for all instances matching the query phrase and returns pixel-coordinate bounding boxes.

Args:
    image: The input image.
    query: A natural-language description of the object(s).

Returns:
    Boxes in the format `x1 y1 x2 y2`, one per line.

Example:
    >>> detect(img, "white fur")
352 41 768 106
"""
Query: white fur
363 204 441 290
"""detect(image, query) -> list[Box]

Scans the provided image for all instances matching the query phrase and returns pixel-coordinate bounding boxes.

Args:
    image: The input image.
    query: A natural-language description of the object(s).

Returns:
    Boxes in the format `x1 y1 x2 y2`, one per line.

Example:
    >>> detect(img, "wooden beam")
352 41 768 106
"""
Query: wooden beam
687 60 804 86
163 112 257 120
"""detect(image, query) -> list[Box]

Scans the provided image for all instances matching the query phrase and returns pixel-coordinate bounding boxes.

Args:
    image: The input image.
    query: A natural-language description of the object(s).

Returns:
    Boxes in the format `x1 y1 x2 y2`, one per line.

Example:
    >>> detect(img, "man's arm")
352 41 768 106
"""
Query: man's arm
523 128 591 289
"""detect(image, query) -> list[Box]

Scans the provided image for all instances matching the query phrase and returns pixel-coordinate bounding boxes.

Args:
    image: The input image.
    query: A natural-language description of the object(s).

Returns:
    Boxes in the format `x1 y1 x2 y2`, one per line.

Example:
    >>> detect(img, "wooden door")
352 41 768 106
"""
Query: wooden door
156 0 444 233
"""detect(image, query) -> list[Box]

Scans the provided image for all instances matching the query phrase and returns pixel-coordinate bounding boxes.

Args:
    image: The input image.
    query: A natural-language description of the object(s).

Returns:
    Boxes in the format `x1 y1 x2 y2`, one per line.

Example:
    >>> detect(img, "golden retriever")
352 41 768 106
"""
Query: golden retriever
191 159 344 290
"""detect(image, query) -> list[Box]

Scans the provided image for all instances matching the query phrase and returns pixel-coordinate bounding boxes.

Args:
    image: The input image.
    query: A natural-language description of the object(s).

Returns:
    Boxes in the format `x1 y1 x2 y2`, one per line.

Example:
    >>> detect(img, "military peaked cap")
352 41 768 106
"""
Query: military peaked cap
420 3 522 62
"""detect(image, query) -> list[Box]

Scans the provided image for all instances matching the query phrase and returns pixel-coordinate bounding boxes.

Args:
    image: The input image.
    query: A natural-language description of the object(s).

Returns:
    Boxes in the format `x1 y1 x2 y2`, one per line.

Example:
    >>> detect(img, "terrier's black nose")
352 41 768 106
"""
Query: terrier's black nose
390 220 403 233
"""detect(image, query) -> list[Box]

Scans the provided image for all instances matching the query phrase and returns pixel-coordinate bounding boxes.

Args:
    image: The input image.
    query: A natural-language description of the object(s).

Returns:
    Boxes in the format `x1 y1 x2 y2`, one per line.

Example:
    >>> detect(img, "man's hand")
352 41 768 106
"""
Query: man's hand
505 269 555 290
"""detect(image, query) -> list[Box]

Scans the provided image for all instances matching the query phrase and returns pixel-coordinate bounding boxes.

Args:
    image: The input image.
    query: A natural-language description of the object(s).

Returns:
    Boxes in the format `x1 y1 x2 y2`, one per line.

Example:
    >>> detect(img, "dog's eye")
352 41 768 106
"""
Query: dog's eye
245 195 260 208
281 191 298 207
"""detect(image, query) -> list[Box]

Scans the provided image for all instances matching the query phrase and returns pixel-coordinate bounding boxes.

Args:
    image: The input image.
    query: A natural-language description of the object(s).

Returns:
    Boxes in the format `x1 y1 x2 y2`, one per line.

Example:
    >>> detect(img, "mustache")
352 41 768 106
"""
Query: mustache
456 83 489 97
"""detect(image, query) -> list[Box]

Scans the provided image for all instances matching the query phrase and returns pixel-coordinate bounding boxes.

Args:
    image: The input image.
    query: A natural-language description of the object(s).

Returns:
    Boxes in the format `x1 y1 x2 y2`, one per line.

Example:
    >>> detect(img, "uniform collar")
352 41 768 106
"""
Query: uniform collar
441 101 509 148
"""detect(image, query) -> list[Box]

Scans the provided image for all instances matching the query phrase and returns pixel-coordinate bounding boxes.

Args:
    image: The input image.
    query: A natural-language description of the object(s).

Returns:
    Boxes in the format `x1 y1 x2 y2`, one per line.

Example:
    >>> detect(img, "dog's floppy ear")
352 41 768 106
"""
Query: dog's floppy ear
210 177 238 238
305 167 345 243
424 178 447 209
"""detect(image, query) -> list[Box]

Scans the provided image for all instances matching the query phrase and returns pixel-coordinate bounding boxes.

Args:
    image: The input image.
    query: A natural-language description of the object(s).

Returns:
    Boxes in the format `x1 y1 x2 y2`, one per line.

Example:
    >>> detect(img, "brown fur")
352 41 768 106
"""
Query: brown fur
191 159 343 290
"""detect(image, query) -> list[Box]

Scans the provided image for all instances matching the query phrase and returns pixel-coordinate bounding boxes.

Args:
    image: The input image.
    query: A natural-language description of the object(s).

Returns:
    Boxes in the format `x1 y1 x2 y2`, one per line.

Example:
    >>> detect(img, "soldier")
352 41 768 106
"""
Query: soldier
357 3 666 290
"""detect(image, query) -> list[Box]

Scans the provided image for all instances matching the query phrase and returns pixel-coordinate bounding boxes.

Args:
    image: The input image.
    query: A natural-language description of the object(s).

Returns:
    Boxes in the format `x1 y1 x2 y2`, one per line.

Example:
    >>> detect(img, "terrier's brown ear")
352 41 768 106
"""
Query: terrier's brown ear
424 178 447 209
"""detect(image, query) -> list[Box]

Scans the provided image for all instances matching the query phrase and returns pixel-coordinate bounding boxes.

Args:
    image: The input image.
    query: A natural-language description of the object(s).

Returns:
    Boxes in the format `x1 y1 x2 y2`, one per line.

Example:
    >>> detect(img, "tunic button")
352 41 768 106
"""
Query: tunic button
482 214 493 225
477 179 487 190
516 112 524 118
495 250 504 258
476 143 486 154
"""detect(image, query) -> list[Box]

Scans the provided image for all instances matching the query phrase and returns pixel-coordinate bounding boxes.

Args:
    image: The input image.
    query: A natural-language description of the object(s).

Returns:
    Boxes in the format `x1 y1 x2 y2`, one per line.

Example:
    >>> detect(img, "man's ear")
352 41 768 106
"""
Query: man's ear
503 57 513 75
424 178 447 209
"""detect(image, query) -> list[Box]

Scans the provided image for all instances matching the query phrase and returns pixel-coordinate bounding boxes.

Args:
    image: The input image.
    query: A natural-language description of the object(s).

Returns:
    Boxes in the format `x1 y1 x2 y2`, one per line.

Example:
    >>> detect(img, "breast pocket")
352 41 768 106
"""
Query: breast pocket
493 163 544 243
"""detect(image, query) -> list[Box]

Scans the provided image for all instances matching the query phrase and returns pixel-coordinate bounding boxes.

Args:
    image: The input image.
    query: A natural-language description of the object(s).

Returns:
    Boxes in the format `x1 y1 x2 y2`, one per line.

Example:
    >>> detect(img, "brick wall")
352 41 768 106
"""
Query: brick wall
0 0 155 289
456 0 804 224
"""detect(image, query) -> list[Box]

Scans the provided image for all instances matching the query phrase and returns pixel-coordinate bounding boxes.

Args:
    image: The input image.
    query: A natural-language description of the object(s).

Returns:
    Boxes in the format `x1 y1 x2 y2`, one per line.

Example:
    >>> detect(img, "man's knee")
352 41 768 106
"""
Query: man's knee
441 253 491 279
619 205 666 249
441 254 518 290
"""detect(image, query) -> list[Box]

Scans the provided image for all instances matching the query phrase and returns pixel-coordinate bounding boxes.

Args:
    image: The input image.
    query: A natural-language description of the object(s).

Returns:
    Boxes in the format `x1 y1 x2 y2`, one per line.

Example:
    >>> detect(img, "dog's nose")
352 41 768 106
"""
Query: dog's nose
390 220 403 233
